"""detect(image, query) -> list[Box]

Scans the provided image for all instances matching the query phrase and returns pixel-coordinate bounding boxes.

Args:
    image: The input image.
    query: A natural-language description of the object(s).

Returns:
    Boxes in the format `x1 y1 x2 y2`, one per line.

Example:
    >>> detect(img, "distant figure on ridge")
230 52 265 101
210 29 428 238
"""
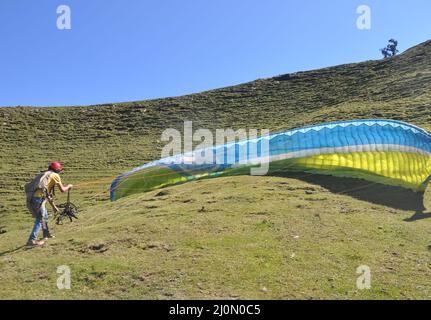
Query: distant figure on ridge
381 39 399 58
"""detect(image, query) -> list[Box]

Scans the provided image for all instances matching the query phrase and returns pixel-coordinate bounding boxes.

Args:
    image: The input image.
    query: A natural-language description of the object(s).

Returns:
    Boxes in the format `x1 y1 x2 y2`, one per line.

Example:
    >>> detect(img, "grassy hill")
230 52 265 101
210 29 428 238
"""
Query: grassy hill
0 40 431 299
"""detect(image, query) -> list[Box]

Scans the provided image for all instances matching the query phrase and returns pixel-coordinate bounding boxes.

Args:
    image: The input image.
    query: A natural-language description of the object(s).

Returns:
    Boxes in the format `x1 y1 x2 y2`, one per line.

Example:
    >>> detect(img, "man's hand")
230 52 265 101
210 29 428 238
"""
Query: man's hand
59 183 74 193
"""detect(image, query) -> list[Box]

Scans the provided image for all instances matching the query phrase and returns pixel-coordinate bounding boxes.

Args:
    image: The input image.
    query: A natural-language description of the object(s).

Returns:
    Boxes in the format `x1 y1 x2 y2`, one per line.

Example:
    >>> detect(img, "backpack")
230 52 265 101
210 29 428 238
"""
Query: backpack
25 171 53 215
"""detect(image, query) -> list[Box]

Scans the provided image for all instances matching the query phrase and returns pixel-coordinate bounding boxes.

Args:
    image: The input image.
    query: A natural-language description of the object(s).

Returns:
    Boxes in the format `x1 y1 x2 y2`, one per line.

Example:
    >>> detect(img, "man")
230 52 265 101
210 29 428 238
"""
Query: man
26 162 73 247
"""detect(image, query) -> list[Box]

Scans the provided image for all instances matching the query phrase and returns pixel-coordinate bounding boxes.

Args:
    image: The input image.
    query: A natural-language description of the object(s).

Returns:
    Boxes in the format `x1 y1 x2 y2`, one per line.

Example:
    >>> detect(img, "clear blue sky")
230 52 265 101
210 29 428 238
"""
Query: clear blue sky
1 0 430 106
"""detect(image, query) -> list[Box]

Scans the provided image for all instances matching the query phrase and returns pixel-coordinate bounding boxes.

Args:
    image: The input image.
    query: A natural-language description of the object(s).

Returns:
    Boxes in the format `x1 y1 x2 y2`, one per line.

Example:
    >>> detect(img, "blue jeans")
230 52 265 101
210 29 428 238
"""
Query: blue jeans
28 197 50 241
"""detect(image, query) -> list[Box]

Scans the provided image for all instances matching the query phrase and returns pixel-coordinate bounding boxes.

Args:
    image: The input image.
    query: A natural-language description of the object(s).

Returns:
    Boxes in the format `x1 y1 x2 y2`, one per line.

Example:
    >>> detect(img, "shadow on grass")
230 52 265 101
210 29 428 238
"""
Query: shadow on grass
269 171 429 216
403 211 431 222
0 245 26 257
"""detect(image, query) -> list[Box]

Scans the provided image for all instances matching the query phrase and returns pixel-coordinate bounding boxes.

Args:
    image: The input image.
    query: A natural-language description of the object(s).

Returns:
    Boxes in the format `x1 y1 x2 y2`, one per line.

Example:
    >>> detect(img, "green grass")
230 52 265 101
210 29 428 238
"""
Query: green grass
0 40 431 299
1 176 430 299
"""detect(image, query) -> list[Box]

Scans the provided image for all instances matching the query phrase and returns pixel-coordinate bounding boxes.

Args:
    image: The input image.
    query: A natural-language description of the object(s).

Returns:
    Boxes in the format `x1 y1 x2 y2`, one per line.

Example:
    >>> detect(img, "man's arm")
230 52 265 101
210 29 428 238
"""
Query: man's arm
57 182 73 193
46 194 59 213
51 173 73 193
51 183 73 213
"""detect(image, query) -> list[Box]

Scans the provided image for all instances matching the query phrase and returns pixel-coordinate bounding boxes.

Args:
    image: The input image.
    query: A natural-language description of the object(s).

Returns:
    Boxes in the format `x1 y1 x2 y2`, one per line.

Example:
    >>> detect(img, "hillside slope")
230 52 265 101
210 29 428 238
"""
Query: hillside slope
0 40 431 299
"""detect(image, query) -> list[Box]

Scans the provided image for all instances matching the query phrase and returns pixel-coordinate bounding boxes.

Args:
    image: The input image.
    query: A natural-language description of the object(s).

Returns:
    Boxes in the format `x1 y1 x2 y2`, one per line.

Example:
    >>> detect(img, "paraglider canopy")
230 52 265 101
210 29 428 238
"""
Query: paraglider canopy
110 119 431 201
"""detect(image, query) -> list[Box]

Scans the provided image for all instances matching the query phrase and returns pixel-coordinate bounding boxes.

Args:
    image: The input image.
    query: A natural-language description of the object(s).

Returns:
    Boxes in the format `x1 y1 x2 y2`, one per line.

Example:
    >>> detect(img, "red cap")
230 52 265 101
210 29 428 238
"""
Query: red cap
49 161 63 172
